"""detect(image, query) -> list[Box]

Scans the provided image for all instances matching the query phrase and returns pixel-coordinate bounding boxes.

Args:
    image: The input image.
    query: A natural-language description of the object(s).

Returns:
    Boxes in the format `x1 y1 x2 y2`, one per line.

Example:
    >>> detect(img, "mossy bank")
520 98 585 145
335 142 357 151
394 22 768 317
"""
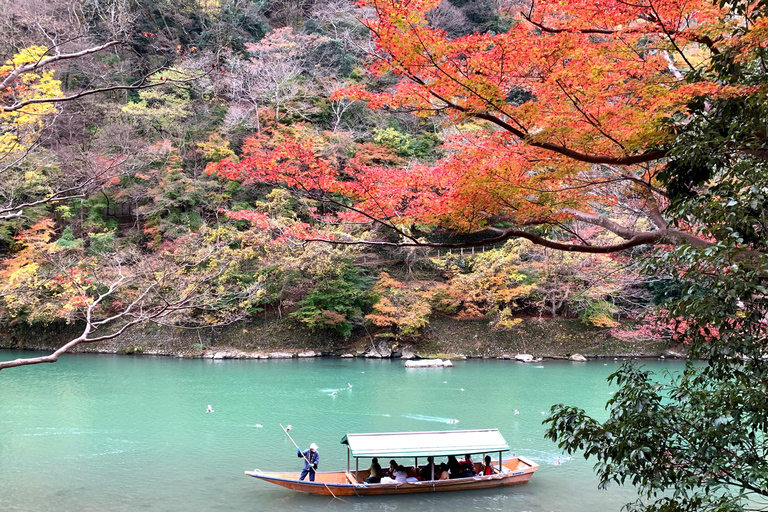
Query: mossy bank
0 315 674 360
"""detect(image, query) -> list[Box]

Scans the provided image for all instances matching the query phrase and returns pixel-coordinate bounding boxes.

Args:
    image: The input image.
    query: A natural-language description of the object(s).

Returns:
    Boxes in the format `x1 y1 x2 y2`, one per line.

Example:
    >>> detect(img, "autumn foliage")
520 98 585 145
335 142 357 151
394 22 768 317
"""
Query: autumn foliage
3 0 766 368
0 46 62 153
208 0 765 255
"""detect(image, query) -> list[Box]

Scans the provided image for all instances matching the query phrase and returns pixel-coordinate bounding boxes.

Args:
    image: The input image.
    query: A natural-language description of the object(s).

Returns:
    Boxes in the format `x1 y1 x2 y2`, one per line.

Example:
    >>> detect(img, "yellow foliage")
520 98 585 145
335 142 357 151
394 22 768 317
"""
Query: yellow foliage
366 272 432 338
492 308 524 331
197 133 238 163
589 315 620 328
198 0 221 15
435 242 535 317
0 46 62 153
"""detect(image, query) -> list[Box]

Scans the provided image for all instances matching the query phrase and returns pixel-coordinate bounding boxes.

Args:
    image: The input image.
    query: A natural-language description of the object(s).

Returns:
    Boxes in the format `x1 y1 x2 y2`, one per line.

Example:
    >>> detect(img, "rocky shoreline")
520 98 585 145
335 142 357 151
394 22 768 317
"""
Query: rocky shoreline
185 347 685 361
0 316 680 361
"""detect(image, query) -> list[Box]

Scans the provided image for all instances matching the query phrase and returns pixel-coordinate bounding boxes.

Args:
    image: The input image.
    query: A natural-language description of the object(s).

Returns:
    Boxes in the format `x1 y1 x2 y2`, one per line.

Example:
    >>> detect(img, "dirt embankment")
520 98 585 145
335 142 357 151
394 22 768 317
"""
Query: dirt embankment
0 315 674 361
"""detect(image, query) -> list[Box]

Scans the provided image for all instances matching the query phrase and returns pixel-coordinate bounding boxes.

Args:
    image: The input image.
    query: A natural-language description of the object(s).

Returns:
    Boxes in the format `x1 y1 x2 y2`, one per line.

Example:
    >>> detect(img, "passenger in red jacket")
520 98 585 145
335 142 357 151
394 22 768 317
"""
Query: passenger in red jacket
482 455 498 475
462 454 476 475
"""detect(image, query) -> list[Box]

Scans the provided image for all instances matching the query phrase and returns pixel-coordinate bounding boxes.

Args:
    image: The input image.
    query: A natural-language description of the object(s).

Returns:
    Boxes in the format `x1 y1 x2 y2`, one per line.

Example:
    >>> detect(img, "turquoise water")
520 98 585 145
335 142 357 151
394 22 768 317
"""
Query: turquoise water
0 351 682 511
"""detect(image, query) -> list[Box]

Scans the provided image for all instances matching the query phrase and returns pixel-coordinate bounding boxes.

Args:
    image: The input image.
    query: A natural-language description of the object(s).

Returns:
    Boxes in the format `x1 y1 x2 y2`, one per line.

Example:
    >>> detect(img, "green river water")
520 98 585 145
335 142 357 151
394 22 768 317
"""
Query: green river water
0 351 683 512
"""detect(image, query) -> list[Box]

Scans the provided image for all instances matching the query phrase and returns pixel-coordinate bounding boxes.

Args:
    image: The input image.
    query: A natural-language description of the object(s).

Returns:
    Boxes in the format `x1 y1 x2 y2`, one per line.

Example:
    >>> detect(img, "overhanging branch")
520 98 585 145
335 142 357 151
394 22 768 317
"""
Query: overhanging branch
424 88 669 166
2 71 209 113
305 228 665 253
0 41 122 91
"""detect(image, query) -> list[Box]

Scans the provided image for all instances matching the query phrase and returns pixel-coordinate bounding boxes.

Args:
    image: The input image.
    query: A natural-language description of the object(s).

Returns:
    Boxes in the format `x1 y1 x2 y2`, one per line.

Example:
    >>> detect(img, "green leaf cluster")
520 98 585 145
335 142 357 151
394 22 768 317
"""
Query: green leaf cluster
291 263 375 338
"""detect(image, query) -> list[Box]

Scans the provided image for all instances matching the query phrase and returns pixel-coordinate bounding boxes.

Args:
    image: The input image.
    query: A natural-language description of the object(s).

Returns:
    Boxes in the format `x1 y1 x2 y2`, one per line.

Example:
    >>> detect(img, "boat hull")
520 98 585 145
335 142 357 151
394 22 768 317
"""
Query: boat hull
245 457 539 496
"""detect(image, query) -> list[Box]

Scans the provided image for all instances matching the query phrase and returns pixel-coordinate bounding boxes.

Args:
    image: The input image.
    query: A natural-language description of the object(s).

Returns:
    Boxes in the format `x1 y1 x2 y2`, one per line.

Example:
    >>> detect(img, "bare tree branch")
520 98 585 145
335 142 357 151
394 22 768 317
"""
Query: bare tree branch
0 41 122 91
2 71 209 113
0 234 262 371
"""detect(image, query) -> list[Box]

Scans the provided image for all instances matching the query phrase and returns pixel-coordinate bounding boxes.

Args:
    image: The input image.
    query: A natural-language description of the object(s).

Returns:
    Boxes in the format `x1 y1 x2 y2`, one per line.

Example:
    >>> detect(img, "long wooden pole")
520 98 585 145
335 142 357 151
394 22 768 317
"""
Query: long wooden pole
279 424 346 502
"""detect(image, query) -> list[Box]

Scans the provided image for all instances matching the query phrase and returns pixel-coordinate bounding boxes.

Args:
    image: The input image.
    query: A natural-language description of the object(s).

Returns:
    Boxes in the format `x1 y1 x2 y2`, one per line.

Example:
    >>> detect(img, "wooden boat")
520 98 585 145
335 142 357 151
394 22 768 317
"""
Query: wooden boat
245 429 539 496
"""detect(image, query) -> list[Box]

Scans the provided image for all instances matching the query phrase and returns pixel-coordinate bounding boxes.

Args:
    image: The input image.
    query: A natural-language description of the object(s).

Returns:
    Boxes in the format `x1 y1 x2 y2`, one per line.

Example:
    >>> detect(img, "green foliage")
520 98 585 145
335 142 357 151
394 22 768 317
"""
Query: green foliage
546 356 768 512
310 39 357 77
291 263 375 337
372 127 439 159
644 278 706 306
88 232 116 254
661 92 768 202
81 195 118 233
55 205 75 220
55 227 83 249
121 71 194 135
138 149 223 243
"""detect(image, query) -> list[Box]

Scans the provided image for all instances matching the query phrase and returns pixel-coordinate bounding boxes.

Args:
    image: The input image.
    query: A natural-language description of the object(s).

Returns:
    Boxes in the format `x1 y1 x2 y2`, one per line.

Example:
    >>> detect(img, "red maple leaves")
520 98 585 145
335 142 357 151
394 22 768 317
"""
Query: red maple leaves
209 0 762 251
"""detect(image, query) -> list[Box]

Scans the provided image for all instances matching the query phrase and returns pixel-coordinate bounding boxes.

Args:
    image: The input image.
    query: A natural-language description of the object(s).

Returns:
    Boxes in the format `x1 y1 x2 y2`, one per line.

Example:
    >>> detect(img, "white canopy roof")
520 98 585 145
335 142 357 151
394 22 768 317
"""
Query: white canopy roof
340 429 510 458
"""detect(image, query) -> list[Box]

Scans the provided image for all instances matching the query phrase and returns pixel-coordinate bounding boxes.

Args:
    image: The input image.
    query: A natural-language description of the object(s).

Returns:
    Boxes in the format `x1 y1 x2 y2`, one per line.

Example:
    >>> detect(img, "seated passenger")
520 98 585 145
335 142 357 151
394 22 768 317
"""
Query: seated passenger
365 457 382 483
447 455 463 478
379 460 400 483
462 454 476 475
393 465 408 484
481 455 498 475
438 463 450 480
420 456 437 481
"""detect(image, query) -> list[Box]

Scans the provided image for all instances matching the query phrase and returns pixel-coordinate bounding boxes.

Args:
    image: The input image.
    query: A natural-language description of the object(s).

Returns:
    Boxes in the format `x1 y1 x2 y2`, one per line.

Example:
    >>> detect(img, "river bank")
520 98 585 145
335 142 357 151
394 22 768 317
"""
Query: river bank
0 315 677 361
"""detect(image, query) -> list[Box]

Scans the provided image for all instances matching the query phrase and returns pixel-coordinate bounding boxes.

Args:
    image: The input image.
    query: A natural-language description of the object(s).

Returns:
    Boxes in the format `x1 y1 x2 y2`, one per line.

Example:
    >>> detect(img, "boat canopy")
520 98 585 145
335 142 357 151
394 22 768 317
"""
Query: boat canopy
340 429 510 459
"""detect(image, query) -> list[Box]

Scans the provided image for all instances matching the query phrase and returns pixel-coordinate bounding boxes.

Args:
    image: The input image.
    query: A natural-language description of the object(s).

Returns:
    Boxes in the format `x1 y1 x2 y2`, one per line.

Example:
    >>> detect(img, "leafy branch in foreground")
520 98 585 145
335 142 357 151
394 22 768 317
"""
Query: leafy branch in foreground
0 224 263 370
545 156 768 511
546 357 768 512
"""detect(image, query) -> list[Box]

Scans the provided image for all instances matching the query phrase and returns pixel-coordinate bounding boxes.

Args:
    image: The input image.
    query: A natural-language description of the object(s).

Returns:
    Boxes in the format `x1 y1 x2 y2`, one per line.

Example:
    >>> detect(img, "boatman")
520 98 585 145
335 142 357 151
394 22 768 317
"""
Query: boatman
297 443 319 481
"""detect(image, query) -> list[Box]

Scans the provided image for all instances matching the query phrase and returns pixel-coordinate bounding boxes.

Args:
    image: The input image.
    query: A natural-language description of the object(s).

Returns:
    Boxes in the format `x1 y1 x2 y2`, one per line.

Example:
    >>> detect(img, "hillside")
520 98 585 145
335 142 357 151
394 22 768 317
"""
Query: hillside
0 0 671 361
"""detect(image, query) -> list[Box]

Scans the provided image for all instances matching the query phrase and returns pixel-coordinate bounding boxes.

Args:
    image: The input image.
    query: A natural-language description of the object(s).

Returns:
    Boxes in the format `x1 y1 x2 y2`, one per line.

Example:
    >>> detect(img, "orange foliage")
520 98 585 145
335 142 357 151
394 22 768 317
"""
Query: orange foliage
366 272 432 338
328 0 749 230
0 219 96 323
209 0 763 251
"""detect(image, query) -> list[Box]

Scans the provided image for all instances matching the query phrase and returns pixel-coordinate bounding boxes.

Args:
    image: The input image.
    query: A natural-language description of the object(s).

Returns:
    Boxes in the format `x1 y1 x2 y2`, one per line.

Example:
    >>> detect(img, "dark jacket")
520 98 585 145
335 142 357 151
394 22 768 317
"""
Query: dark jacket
298 449 319 470
420 463 437 481
447 456 463 478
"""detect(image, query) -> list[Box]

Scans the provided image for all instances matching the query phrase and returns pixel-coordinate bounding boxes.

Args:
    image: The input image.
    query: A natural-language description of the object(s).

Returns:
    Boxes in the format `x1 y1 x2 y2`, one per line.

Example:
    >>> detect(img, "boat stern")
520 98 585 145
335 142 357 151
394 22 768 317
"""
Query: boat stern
244 469 357 496
500 455 539 484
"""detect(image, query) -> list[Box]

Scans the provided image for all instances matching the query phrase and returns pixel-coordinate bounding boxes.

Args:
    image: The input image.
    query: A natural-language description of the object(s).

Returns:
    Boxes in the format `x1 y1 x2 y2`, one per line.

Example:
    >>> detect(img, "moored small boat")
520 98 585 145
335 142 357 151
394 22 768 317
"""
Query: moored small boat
245 429 539 496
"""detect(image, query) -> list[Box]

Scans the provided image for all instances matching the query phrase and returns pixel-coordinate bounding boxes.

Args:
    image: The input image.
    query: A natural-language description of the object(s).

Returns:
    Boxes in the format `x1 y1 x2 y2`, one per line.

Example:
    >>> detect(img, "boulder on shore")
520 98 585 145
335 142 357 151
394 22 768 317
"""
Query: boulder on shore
365 343 392 358
400 347 416 359
268 351 294 359
297 350 318 358
569 353 588 362
514 353 535 362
